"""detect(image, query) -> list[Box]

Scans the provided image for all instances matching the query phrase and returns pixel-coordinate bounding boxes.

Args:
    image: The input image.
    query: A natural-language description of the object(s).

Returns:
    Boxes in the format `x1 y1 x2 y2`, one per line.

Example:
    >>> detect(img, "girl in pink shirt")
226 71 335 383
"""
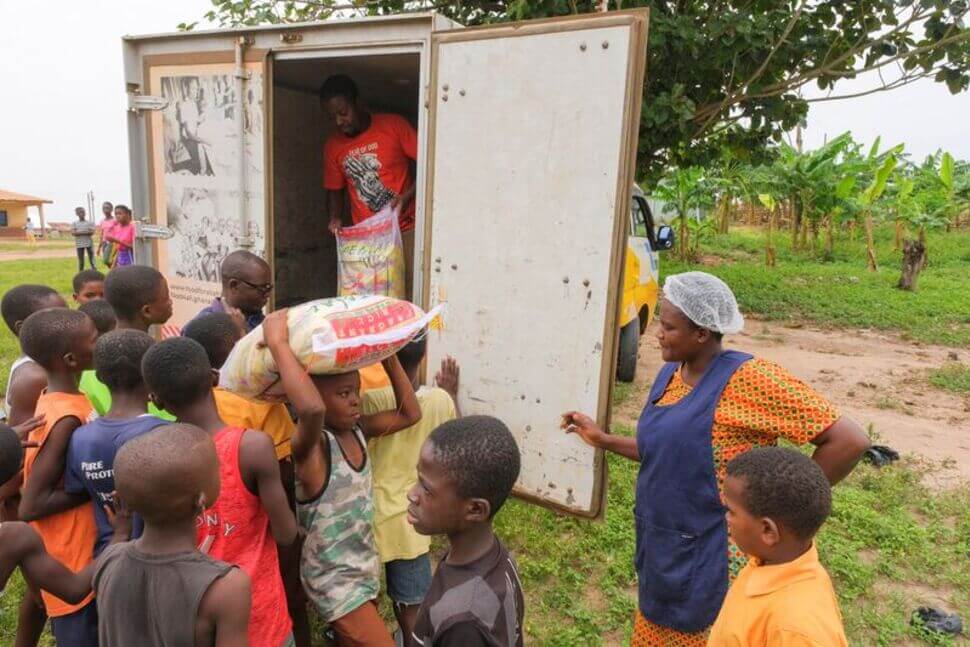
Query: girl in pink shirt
105 206 135 267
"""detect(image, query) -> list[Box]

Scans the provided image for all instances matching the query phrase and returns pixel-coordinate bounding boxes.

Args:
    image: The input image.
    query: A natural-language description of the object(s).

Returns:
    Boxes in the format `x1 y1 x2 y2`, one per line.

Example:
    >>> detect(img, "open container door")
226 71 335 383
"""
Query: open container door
423 10 649 517
138 45 268 337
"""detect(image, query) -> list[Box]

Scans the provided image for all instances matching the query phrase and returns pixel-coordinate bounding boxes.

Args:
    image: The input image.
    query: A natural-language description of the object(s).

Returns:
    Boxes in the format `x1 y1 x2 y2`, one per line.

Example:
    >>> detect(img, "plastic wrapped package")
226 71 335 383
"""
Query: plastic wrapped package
219 295 440 401
336 207 406 299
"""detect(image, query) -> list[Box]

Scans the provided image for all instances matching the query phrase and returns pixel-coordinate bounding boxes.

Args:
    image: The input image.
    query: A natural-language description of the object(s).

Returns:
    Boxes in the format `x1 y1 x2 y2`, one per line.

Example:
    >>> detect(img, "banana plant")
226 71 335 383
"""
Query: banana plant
858 141 903 271
757 193 778 267
652 167 716 261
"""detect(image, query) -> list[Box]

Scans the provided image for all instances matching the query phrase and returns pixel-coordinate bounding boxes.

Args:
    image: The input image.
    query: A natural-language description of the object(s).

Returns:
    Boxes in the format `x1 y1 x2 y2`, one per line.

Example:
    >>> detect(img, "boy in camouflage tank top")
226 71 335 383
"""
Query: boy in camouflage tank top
263 310 422 646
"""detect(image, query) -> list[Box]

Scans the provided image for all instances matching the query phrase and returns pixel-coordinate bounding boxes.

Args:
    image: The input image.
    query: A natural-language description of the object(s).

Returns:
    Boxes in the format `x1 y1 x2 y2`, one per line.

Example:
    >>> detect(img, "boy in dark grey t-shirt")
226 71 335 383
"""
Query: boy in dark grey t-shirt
94 424 251 647
406 416 525 647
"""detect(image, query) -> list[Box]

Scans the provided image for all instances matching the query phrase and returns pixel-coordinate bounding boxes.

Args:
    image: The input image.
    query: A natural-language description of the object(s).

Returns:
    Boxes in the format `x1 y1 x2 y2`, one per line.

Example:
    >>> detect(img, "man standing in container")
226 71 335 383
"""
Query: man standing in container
320 74 418 298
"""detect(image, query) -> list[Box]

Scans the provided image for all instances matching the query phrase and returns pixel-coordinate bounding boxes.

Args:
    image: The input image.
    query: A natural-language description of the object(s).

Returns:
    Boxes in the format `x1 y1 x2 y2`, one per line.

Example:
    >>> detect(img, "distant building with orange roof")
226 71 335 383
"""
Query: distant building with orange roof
0 189 52 237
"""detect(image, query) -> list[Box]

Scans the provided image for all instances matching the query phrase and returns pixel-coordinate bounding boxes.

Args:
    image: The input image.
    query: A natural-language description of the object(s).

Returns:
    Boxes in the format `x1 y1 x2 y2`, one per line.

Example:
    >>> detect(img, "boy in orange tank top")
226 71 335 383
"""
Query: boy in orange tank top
17 308 100 646
142 336 299 647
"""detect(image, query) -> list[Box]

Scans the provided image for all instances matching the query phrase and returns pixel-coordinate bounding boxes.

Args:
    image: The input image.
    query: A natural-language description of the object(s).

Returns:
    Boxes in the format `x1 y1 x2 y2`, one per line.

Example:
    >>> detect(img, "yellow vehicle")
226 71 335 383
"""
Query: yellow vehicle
618 185 674 382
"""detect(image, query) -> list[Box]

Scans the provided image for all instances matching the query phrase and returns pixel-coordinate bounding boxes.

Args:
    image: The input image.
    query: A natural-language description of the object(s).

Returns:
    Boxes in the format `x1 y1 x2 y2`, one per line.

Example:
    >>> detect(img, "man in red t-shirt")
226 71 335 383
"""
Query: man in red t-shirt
321 74 418 297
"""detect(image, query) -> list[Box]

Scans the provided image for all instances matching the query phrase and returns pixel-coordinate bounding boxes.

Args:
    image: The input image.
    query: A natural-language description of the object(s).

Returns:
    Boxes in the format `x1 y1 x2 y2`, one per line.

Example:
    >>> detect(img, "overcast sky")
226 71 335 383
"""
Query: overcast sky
1 1 968 223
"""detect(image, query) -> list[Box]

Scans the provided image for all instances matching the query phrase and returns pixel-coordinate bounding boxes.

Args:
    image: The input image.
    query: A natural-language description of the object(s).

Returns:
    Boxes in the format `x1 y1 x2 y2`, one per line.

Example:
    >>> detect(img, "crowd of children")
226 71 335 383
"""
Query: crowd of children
0 252 853 647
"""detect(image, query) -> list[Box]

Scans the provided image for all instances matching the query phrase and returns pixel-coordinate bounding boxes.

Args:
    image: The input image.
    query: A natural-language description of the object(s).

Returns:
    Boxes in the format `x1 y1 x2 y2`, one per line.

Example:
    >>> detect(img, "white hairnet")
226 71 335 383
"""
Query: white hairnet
662 272 744 334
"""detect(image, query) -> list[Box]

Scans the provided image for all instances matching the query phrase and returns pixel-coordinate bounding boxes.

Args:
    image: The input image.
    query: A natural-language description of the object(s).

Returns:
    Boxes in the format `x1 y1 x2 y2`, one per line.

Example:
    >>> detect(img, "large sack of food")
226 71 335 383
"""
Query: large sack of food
336 207 406 299
219 295 439 401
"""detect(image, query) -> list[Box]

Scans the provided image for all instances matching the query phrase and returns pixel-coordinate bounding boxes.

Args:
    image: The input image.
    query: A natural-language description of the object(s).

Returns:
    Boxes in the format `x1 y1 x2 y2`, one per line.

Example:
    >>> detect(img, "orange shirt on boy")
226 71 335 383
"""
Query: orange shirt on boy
214 387 294 460
23 392 97 616
707 543 848 647
323 113 418 231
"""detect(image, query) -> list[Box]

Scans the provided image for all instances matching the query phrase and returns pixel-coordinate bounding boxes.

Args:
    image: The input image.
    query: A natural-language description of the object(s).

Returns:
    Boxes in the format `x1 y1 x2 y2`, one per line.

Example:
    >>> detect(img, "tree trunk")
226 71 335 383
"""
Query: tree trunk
678 215 690 261
894 220 904 251
824 215 834 259
800 217 809 250
719 194 731 234
747 201 755 226
765 206 777 267
790 198 800 249
864 210 878 271
897 238 926 291
811 219 819 250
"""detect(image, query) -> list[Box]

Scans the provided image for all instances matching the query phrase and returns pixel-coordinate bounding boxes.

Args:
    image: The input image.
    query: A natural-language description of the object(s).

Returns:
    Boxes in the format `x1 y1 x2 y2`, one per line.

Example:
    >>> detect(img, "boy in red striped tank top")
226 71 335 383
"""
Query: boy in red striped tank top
142 337 300 647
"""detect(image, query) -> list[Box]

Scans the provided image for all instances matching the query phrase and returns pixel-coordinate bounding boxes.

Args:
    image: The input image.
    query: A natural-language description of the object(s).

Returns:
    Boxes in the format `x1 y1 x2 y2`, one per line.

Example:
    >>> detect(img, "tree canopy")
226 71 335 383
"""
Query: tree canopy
182 0 970 181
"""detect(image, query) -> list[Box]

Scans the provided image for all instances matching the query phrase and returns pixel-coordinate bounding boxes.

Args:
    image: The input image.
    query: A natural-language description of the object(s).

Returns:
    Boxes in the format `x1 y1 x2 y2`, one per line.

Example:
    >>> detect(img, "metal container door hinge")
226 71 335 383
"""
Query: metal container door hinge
135 223 174 240
127 92 168 113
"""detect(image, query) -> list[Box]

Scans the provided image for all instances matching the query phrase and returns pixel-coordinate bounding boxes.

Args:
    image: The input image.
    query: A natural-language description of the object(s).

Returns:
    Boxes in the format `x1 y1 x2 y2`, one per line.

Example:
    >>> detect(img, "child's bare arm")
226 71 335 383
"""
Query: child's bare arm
239 430 298 546
1 521 91 602
360 355 422 439
262 310 327 497
198 568 252 647
19 417 89 521
6 364 47 427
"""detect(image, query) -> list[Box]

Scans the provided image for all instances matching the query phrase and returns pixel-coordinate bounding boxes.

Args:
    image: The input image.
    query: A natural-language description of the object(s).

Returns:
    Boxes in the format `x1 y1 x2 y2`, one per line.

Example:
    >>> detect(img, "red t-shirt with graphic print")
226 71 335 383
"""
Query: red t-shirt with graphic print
323 112 418 231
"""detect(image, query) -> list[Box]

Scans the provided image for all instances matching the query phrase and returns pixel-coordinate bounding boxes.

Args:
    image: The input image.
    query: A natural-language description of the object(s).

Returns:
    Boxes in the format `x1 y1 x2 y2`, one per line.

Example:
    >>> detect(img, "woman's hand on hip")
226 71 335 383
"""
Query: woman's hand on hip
561 411 606 448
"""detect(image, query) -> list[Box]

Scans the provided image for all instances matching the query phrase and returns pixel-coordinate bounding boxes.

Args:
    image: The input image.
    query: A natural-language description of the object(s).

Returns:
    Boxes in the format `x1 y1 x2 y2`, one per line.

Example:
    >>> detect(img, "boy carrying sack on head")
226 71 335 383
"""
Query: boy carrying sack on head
363 338 460 645
142 337 299 647
263 309 422 647
17 308 100 646
405 415 525 646
708 447 848 646
94 424 252 647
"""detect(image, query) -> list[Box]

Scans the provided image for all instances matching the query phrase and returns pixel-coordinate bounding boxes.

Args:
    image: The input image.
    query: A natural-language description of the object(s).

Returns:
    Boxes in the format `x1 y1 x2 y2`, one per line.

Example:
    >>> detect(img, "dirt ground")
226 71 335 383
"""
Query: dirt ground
0 247 76 262
617 318 970 488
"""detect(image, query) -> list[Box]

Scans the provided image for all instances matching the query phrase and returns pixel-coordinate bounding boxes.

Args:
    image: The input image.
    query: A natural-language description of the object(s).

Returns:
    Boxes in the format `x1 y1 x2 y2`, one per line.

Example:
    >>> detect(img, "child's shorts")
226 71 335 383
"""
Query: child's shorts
384 552 432 606
50 600 99 647
331 599 394 647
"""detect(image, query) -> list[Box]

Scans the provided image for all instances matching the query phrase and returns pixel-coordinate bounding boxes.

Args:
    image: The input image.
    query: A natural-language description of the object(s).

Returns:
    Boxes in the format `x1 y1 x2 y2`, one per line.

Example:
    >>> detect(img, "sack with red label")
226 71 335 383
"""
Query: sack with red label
219 295 440 401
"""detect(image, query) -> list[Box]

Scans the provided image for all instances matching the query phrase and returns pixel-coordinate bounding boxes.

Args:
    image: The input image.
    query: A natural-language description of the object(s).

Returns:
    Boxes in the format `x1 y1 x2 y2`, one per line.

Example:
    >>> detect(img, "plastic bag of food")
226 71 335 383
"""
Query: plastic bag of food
219 296 440 402
336 207 406 299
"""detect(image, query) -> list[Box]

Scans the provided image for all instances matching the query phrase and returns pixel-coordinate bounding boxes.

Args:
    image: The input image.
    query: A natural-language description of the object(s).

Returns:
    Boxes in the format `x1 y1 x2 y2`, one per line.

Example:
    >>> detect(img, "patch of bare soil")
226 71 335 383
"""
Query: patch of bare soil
618 318 970 487
0 248 75 261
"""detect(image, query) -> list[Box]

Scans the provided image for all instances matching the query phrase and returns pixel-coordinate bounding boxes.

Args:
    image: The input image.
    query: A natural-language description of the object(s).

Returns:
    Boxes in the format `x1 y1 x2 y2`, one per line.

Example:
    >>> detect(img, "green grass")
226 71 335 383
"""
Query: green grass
929 363 970 394
0 240 74 253
0 259 77 396
661 224 970 347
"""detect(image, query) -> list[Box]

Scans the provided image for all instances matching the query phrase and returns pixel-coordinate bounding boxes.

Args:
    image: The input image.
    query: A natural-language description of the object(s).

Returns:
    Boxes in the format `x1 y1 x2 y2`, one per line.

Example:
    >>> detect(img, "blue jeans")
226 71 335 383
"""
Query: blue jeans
385 553 432 606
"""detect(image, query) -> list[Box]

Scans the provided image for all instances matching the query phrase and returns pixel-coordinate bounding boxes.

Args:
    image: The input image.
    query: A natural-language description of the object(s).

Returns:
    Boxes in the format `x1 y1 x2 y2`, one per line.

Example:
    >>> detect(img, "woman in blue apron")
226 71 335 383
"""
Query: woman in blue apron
563 272 869 645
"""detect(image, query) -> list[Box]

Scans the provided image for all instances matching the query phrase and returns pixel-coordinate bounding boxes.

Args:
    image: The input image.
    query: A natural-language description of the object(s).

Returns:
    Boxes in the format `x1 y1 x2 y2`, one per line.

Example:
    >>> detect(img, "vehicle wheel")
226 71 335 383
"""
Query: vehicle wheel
616 319 639 383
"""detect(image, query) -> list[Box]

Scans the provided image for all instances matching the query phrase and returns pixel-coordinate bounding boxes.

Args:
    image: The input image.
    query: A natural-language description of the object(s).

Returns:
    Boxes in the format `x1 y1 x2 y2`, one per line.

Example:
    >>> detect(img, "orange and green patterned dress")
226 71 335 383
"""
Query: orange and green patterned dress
631 358 839 647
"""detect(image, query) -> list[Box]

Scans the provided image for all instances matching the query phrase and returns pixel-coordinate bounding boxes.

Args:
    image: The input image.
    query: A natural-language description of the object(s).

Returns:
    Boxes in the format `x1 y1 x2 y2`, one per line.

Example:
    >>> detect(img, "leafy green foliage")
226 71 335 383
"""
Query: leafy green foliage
184 0 970 182
651 166 715 260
